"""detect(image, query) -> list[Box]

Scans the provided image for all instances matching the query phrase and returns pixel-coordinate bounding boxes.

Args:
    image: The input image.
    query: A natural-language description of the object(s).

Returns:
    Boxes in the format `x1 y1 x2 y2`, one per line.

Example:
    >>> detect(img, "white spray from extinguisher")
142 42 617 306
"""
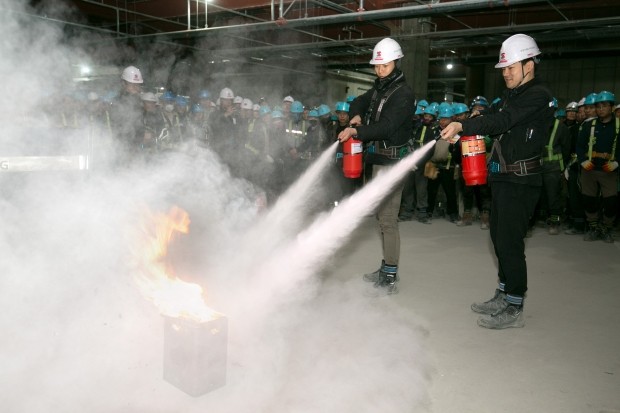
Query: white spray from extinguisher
250 138 440 298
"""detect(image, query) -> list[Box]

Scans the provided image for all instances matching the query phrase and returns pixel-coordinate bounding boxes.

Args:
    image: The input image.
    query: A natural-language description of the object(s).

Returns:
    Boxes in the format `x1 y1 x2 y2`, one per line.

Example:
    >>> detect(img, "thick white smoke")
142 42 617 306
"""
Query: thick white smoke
0 1 432 412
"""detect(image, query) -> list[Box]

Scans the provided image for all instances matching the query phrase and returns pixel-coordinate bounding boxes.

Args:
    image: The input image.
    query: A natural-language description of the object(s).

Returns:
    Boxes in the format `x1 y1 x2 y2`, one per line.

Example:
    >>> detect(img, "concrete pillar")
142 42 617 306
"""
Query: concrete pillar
398 17 430 102
465 65 485 105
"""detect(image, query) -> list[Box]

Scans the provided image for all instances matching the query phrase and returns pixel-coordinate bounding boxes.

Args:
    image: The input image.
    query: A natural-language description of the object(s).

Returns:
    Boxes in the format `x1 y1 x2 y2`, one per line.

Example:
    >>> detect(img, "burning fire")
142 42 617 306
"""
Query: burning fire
132 206 219 323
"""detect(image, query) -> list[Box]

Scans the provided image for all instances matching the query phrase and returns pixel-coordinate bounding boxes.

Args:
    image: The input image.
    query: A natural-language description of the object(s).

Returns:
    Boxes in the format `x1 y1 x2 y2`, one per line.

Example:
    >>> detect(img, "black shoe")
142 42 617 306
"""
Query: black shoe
584 226 599 241
398 213 413 222
599 227 615 243
417 215 431 224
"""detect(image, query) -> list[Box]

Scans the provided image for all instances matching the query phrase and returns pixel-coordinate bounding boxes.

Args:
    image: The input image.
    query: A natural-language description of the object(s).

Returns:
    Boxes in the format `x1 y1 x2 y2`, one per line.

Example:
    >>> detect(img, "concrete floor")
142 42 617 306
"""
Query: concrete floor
337 216 620 413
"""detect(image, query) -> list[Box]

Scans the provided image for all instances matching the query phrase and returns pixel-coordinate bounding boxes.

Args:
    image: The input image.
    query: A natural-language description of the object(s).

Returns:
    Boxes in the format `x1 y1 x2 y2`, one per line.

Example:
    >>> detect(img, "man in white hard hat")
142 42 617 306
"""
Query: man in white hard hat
282 95 294 118
209 87 243 175
110 65 148 159
337 37 415 296
441 34 556 329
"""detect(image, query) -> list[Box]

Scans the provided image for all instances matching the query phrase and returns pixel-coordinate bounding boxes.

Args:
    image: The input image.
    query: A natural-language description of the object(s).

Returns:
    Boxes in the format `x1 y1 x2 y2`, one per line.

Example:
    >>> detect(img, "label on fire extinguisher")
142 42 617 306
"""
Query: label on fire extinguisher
351 141 363 154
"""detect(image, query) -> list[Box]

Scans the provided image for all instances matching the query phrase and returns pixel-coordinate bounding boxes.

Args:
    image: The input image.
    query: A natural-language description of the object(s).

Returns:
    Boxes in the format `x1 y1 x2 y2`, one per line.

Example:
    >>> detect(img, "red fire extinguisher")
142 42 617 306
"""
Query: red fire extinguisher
460 135 487 185
342 137 363 178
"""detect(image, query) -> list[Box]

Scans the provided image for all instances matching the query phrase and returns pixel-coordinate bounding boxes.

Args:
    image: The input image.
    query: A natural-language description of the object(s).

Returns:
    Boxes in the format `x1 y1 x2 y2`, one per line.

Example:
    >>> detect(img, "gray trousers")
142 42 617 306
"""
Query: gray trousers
373 165 405 266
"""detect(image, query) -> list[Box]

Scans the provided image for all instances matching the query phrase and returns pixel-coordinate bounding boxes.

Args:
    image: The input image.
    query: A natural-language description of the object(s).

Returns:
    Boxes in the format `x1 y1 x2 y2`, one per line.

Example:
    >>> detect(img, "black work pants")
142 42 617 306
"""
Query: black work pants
427 167 458 216
540 168 564 218
489 180 541 297
566 164 585 225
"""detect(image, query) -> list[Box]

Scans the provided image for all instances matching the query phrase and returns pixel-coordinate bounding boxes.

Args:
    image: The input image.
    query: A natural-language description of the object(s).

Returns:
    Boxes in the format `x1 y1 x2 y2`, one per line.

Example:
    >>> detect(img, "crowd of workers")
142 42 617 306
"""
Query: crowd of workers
41 64 620 245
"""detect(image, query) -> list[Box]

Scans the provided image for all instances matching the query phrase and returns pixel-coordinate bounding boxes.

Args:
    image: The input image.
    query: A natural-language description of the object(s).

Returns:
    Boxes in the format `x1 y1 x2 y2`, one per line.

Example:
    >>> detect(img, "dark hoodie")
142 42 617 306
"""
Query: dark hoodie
348 68 415 165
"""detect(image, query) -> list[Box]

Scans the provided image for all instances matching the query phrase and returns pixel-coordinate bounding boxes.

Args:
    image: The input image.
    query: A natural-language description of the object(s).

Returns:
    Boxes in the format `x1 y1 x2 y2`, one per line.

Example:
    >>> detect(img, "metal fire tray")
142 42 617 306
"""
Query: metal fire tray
163 315 228 397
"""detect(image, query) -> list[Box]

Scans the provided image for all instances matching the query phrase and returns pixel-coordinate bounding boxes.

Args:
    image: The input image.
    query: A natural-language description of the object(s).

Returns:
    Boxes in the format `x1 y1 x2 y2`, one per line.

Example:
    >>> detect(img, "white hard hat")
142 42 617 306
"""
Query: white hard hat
241 98 253 110
219 87 234 99
121 66 143 84
565 101 578 112
577 97 586 107
233 96 244 104
141 92 158 103
253 104 261 111
369 38 404 65
615 103 620 111
283 96 294 103
495 34 541 68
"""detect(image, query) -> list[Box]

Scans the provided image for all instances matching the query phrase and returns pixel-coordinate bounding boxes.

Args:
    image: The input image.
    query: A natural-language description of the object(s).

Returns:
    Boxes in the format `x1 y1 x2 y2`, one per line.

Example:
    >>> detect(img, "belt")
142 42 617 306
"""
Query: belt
375 147 398 157
503 157 543 174
373 145 409 159
591 151 611 160
490 157 543 175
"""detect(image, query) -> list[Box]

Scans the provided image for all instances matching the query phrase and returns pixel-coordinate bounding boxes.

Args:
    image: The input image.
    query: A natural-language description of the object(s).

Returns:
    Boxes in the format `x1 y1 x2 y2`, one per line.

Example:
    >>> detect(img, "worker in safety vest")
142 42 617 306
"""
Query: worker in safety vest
576 90 619 243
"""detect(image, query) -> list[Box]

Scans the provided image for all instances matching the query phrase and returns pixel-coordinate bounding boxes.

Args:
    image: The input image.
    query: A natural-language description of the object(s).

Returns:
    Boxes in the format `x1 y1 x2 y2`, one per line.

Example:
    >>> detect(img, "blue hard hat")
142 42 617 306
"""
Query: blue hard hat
415 99 428 115
259 105 271 116
595 90 616 104
438 105 454 119
198 89 211 100
308 109 319 118
176 96 188 106
101 90 118 103
554 108 566 118
346 95 356 103
291 101 304 113
470 95 489 108
191 103 204 113
552 97 558 108
161 91 176 102
271 110 284 119
317 104 331 117
491 96 502 106
438 101 452 111
424 102 439 117
584 92 598 106
335 101 350 112
452 103 469 116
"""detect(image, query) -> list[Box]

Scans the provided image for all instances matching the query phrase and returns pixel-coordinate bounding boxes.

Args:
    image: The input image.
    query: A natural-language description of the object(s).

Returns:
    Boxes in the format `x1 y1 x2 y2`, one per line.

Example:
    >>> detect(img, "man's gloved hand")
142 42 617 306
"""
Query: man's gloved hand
602 161 619 172
581 160 594 171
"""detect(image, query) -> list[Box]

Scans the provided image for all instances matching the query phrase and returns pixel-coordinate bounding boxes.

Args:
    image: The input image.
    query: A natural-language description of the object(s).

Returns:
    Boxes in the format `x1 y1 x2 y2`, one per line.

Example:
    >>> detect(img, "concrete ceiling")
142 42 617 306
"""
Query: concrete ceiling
24 0 620 79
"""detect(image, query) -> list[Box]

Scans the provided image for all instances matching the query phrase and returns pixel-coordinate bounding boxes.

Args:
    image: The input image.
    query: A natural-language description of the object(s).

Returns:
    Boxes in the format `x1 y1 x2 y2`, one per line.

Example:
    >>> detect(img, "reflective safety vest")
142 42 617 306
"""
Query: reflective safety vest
543 118 564 170
286 119 306 148
587 117 619 162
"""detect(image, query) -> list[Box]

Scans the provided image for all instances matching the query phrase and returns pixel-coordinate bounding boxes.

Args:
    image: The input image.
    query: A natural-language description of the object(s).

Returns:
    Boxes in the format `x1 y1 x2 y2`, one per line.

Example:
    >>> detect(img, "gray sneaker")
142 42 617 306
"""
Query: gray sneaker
471 289 508 315
365 273 399 296
477 305 525 329
362 261 384 282
374 274 399 295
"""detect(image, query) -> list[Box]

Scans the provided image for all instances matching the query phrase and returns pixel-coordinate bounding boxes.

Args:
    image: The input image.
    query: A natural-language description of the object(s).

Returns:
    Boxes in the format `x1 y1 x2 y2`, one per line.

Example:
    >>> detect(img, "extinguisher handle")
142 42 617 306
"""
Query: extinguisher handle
437 134 460 144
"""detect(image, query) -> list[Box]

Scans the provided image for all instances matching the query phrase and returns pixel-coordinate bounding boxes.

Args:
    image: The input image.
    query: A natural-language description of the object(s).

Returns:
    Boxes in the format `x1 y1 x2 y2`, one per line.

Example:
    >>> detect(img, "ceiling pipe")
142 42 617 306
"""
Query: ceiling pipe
218 15 620 57
121 0 550 40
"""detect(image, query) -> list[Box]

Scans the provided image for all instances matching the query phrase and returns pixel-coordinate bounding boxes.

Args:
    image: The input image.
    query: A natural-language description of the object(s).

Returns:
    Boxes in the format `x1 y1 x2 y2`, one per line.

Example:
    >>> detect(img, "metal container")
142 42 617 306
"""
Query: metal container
163 315 228 397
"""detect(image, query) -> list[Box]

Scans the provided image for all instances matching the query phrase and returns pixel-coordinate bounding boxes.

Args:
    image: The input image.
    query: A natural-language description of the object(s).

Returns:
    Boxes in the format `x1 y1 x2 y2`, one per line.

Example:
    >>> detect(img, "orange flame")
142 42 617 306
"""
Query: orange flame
132 206 219 322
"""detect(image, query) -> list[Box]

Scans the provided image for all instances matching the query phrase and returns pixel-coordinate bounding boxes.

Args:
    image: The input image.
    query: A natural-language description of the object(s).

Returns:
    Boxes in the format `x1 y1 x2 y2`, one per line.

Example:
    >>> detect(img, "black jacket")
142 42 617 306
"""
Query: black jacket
349 69 415 165
462 77 555 184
